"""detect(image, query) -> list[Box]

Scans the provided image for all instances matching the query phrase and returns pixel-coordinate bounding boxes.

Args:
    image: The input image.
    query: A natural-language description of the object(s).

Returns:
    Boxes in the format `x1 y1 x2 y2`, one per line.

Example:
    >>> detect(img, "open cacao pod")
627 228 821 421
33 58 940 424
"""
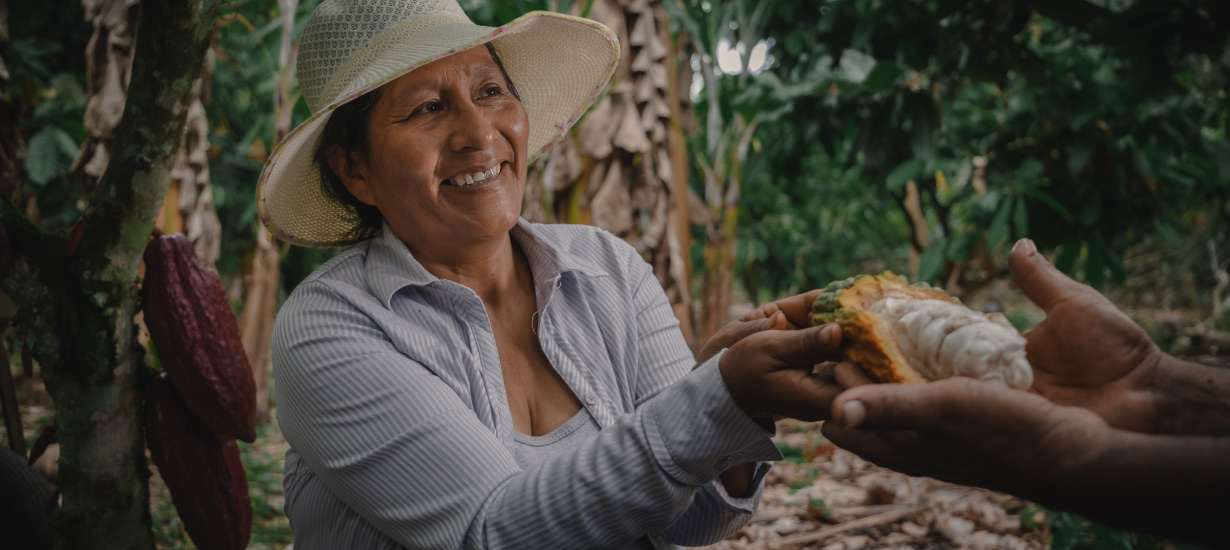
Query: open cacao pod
145 372 252 550
143 233 256 441
811 272 1032 389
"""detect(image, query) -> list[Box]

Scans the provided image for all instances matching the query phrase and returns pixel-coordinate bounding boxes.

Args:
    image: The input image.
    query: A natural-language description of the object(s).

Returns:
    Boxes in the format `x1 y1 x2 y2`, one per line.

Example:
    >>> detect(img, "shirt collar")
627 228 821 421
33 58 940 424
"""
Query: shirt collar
366 219 611 309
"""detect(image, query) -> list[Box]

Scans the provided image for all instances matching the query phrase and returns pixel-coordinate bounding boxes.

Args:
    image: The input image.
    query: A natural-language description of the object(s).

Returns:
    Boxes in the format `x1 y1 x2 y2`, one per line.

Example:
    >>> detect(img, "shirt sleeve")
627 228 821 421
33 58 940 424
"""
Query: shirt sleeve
274 280 779 550
625 247 781 545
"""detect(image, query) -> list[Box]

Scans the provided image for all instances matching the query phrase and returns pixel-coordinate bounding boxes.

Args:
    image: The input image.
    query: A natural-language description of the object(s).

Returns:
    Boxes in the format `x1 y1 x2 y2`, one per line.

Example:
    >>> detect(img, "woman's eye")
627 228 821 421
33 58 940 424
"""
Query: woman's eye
481 85 502 97
422 100 443 113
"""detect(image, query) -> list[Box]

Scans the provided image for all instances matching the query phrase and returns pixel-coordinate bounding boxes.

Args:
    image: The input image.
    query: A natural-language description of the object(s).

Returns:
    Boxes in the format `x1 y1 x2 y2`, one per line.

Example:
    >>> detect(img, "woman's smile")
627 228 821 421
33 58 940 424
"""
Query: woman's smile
443 161 506 188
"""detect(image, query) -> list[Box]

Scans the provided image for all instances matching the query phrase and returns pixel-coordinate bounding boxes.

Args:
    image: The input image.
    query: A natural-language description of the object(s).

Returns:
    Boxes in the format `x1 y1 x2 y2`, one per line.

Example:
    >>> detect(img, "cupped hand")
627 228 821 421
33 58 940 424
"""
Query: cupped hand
1009 239 1163 432
718 322 848 421
822 372 1110 497
696 289 822 365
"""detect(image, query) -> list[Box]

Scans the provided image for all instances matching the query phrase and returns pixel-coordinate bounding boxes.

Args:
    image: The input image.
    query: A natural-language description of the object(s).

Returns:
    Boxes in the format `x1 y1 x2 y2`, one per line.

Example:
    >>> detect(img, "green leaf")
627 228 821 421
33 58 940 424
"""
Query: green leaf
946 232 980 262
1066 142 1095 175
985 196 1014 253
1078 197 1102 228
918 236 947 283
885 159 923 191
1054 241 1082 275
1154 219 1182 248
25 125 76 186
838 49 876 83
1013 197 1029 238
861 61 902 92
1020 189 1074 223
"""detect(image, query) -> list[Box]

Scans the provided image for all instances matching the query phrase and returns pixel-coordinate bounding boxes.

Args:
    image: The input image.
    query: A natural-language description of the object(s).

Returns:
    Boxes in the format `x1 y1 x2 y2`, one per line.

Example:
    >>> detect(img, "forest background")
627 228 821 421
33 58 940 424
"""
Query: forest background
1 0 1228 548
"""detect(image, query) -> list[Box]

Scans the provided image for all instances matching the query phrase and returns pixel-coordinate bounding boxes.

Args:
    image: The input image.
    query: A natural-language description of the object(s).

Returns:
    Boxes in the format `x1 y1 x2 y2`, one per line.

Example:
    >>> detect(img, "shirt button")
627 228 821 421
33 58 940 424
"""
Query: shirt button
584 389 597 404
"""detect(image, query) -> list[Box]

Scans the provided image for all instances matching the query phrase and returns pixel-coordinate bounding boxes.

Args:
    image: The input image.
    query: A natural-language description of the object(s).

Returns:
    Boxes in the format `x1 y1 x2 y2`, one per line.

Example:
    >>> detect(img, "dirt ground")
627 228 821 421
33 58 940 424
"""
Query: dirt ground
697 421 1050 550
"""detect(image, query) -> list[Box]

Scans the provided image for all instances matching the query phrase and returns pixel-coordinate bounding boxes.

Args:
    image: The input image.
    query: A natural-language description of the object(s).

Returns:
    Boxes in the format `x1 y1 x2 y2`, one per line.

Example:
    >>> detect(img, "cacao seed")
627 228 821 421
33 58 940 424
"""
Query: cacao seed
143 233 257 442
145 372 252 550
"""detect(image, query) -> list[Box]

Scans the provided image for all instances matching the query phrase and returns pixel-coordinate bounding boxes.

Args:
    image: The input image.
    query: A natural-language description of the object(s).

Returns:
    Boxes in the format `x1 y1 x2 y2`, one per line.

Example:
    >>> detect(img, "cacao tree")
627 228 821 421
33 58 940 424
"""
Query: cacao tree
726 0 1230 303
0 0 220 546
470 0 702 345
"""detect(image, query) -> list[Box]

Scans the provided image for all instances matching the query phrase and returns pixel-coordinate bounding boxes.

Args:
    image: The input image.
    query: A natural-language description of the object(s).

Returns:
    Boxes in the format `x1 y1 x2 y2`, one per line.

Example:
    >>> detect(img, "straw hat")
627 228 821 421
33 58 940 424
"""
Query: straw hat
256 0 619 247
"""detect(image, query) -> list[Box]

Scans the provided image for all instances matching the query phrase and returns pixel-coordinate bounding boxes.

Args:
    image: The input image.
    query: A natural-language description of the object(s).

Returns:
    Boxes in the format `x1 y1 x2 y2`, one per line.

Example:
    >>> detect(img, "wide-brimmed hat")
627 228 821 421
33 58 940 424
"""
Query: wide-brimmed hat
256 0 619 247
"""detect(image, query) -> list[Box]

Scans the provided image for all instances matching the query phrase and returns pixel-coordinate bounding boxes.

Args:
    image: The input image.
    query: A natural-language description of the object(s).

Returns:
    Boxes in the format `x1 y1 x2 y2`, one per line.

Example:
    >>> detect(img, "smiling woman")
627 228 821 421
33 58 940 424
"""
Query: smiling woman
257 1 852 549
315 43 524 244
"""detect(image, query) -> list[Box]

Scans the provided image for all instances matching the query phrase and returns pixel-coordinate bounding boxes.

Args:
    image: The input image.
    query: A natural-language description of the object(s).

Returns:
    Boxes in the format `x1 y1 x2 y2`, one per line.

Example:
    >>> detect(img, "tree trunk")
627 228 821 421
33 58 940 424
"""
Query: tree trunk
532 0 697 345
0 0 219 547
240 230 278 425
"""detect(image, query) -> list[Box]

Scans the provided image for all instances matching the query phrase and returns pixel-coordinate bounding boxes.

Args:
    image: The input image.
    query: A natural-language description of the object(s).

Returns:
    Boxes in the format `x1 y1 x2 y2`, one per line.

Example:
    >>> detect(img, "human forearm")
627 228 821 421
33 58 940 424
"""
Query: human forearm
1150 355 1230 435
471 358 781 548
1031 429 1230 547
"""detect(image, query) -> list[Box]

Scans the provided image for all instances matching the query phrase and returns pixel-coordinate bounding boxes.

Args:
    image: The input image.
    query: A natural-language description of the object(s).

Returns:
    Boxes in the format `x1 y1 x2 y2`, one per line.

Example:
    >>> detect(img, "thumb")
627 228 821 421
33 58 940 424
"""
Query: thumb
829 378 985 431
750 322 843 368
1009 238 1096 313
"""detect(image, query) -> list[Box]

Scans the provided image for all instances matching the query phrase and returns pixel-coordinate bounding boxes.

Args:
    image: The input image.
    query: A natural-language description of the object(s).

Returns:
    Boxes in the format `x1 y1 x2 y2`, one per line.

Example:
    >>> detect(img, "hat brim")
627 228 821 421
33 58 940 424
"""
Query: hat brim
257 12 618 248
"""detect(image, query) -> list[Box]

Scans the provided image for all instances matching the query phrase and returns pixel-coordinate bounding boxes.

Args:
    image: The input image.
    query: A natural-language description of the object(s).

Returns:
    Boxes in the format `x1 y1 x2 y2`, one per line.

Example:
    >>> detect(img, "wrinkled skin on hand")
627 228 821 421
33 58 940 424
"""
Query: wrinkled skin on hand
1009 239 1162 432
821 365 1109 497
719 323 846 421
701 289 853 420
696 289 820 365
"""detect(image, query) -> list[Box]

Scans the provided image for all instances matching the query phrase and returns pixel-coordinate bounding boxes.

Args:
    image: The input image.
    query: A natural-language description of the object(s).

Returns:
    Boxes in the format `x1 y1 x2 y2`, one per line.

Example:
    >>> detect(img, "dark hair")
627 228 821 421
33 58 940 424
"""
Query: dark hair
315 43 520 243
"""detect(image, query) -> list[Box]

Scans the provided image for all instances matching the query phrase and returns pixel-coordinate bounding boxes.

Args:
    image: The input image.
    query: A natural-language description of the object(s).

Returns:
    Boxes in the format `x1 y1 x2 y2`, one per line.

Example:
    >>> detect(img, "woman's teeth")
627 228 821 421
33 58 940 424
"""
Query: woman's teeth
447 164 501 187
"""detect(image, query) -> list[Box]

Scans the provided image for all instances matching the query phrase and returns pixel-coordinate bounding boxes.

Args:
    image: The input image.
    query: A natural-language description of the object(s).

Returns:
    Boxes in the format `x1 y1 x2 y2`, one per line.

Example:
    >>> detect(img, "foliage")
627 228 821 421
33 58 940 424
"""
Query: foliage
6 1 91 228
677 0 1230 299
1018 506 1168 550
209 0 333 286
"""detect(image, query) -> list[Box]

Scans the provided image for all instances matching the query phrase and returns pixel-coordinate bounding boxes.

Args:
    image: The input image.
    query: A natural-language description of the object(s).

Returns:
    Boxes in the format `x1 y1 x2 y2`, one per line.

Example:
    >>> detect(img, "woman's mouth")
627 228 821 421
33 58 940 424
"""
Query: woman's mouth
443 163 503 187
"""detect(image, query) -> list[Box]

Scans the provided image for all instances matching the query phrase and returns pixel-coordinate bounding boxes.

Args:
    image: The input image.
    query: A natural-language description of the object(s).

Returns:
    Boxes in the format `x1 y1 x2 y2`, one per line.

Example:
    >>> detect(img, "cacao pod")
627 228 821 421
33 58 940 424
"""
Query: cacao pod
0 446 54 550
145 372 252 550
143 233 256 442
811 272 1032 389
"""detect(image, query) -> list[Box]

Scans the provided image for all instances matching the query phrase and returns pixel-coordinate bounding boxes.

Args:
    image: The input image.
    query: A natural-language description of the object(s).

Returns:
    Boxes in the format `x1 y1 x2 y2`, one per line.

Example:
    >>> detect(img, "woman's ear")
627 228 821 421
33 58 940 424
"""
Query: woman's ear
325 145 376 205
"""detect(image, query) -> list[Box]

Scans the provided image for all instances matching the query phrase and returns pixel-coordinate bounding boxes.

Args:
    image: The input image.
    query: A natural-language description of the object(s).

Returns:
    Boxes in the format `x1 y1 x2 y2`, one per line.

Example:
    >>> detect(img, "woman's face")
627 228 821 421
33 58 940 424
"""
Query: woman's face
333 45 530 251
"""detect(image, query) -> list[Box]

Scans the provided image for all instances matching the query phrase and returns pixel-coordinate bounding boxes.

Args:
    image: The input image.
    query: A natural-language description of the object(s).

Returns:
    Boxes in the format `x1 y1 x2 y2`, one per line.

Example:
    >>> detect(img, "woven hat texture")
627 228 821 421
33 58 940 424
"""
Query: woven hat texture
256 0 619 247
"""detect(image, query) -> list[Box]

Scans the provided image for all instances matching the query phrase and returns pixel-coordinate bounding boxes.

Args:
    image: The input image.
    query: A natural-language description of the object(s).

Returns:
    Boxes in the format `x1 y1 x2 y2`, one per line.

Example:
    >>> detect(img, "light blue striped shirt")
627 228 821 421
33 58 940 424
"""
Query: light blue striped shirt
273 219 782 549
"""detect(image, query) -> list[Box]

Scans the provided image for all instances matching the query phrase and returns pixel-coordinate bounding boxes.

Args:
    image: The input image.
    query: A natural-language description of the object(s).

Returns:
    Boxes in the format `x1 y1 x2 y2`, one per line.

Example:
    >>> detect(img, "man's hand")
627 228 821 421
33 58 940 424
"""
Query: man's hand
822 371 1109 497
718 323 847 421
1009 239 1163 432
696 289 821 365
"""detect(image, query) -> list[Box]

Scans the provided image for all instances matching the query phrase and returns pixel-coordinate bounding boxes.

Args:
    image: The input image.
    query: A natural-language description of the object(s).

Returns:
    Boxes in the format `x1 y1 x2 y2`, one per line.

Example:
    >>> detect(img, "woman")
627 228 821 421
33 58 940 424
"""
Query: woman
257 1 845 548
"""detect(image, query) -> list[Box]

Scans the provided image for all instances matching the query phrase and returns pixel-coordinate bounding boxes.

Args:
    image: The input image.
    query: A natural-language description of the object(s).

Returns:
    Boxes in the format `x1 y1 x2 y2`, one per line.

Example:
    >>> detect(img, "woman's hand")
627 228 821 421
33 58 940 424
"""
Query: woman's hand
718 323 847 421
697 290 822 365
1009 239 1163 432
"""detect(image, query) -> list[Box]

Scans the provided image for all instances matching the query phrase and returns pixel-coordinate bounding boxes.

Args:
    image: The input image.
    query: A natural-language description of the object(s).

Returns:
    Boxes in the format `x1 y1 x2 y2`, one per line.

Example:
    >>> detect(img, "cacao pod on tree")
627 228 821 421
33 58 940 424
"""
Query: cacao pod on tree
145 372 252 550
143 233 257 441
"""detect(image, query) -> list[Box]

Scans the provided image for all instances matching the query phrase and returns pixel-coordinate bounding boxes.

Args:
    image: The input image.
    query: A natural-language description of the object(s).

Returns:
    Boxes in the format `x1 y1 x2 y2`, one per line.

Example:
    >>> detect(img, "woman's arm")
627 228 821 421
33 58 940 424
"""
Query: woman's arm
275 277 836 549
625 251 847 545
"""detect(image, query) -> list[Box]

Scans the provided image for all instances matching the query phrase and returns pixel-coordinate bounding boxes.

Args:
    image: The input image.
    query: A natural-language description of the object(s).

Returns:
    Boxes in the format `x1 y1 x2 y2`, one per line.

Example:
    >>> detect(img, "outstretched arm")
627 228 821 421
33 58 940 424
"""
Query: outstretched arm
821 371 1230 547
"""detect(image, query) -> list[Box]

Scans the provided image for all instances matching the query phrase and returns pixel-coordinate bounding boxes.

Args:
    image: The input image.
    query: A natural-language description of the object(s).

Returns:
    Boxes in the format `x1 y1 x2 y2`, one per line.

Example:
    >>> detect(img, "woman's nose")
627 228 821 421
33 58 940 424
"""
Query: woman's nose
447 100 498 152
